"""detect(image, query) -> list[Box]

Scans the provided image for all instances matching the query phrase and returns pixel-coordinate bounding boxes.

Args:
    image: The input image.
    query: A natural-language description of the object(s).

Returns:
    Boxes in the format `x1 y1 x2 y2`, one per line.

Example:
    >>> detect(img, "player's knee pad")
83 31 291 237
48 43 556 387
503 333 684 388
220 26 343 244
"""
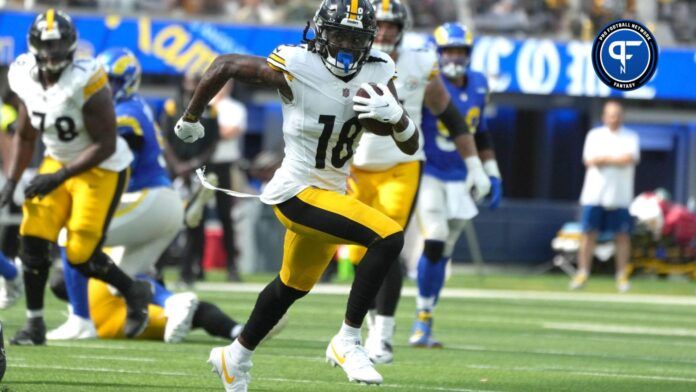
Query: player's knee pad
65 230 101 264
423 240 445 263
19 236 52 274
72 251 114 281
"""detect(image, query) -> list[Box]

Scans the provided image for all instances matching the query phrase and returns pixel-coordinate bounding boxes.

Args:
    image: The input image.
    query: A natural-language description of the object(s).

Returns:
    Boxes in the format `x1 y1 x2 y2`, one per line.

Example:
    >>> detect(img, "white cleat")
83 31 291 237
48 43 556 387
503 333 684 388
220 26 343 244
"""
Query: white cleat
184 173 218 228
365 333 393 364
326 335 383 385
208 346 252 392
164 292 199 343
46 314 97 340
0 258 23 310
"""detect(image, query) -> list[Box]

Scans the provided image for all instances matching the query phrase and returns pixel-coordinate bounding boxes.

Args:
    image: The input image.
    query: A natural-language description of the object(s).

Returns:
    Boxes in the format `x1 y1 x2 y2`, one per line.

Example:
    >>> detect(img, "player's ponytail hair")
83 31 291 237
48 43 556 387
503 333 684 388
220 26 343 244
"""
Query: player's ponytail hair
302 21 317 53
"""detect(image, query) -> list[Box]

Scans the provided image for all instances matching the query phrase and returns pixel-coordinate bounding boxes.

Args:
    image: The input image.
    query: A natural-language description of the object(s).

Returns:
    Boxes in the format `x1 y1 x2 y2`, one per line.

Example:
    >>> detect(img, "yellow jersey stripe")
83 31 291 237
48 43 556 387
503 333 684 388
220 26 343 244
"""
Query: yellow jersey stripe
116 115 144 136
428 62 440 81
83 68 108 101
349 0 359 20
381 0 390 12
46 9 55 31
267 59 286 71
269 53 286 65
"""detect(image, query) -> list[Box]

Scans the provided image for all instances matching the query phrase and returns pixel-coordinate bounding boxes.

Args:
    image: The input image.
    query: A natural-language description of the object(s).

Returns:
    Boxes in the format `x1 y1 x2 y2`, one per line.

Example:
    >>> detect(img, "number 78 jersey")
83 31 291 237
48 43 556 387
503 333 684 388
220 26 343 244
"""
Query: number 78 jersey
260 45 396 205
8 53 132 172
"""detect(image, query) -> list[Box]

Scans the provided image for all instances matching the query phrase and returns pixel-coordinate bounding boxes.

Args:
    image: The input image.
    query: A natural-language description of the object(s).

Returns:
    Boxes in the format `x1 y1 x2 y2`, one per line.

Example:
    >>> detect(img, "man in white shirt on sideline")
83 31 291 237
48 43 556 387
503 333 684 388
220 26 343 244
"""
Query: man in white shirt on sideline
571 100 640 293
209 81 247 281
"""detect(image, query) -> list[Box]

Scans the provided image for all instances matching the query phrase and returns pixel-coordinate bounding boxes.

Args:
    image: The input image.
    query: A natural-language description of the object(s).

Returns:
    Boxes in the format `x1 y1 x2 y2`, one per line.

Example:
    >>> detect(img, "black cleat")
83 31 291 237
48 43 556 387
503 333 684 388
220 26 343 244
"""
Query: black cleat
0 321 6 381
10 317 46 346
123 280 152 338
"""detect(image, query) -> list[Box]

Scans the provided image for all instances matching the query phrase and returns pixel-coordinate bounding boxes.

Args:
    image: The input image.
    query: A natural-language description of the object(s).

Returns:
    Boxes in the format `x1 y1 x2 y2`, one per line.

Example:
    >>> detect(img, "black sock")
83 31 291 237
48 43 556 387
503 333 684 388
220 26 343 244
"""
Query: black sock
240 276 307 349
192 301 237 339
19 236 52 313
72 252 133 294
24 268 49 312
345 232 404 326
374 257 404 316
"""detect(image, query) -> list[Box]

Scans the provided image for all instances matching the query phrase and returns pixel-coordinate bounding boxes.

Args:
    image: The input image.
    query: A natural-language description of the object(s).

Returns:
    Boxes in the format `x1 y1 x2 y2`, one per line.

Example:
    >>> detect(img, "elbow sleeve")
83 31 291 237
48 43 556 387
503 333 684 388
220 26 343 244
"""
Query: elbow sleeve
437 100 468 139
474 130 494 151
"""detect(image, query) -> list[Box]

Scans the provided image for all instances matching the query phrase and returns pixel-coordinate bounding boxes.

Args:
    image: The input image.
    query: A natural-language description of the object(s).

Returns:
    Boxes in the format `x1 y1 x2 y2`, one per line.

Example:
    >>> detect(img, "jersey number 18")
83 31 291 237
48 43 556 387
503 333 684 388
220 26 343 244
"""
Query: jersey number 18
315 115 362 169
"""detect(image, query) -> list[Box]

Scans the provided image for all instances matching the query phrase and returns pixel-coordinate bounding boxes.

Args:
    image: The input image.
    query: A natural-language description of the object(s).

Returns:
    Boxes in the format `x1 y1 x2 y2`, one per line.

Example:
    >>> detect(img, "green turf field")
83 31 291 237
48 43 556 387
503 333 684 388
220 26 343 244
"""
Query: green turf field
3 272 696 391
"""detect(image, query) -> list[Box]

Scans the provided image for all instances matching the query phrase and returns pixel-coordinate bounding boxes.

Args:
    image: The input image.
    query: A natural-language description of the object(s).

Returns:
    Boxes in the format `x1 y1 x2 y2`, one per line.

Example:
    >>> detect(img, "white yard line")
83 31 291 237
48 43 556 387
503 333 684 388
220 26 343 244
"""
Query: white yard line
12 363 189 377
259 377 500 392
72 354 156 362
195 282 696 306
467 364 696 383
544 322 696 337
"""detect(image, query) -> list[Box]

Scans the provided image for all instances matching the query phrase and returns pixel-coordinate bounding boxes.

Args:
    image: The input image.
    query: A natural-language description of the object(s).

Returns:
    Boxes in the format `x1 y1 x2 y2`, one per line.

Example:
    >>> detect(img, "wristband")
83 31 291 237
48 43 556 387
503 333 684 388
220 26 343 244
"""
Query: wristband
183 112 199 123
464 156 484 172
483 159 501 179
393 118 416 142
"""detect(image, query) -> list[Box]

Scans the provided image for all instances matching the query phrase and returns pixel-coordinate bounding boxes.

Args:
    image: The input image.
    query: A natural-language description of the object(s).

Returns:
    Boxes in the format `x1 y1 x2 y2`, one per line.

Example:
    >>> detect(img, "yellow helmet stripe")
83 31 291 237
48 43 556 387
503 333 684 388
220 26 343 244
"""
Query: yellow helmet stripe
46 8 55 31
381 0 390 12
349 0 359 20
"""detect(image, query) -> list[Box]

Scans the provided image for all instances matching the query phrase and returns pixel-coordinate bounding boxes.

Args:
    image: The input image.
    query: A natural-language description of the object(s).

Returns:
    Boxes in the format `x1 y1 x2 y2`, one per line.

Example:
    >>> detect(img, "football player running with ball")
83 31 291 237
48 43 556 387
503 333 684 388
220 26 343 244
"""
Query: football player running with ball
0 10 151 345
347 0 491 364
174 0 419 390
410 23 503 348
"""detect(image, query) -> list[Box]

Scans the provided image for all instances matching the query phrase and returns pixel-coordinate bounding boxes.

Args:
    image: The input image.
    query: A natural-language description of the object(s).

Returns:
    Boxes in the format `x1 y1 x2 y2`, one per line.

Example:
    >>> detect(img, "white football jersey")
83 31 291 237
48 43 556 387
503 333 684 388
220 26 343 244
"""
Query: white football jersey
8 53 132 172
351 47 437 170
261 45 396 205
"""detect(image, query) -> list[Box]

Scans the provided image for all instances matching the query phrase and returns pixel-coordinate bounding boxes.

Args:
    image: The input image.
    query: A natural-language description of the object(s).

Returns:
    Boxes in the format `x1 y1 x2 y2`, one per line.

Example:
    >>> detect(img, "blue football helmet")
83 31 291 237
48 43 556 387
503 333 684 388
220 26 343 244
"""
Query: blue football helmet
432 22 474 78
96 47 141 102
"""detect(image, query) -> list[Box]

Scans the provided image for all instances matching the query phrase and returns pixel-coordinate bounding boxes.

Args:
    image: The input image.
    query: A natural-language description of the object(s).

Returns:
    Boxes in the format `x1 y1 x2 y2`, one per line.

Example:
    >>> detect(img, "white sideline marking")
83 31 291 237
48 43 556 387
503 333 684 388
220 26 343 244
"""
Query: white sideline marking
467 364 696 383
13 363 495 391
259 377 499 392
72 354 156 362
195 282 696 306
544 322 696 337
12 363 189 377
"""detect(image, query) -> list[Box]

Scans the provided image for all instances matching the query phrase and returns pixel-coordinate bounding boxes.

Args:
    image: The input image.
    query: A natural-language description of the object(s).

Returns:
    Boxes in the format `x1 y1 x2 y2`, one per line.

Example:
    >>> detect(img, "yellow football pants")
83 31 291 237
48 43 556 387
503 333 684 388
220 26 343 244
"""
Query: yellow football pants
346 161 422 263
88 279 166 340
273 187 402 292
19 157 128 264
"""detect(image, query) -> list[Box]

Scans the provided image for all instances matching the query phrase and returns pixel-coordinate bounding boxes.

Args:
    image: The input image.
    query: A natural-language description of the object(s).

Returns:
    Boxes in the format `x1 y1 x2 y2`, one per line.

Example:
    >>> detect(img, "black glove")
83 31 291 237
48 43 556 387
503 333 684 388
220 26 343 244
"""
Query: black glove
25 168 70 199
0 180 17 208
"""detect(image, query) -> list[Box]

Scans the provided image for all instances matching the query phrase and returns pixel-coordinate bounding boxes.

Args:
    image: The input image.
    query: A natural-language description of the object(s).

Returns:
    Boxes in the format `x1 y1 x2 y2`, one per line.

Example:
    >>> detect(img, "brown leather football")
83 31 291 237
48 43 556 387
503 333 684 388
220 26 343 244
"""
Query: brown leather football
355 83 394 136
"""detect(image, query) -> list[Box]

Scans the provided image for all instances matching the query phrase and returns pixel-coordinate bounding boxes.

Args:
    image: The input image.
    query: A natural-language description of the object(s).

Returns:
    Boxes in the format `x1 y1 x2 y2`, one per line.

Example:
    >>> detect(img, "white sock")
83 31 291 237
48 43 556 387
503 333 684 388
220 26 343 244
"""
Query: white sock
231 324 244 339
338 322 361 342
229 339 254 363
416 296 435 312
375 315 395 343
27 309 43 319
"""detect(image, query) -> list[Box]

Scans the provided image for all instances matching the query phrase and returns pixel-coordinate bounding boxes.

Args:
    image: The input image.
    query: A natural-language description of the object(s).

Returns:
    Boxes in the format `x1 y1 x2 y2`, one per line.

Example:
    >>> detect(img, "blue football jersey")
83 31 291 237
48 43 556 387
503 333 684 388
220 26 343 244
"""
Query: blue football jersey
115 94 171 192
421 70 489 181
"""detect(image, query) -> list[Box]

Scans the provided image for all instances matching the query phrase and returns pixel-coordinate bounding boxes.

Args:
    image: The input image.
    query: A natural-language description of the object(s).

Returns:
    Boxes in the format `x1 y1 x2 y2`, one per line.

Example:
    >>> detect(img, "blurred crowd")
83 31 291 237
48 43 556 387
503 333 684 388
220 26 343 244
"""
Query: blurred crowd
1 0 694 43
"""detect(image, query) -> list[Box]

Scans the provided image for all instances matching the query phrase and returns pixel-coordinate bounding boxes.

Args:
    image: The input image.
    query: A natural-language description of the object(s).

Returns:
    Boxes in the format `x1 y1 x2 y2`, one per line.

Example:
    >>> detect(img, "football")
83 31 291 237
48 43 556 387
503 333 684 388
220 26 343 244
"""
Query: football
355 83 394 136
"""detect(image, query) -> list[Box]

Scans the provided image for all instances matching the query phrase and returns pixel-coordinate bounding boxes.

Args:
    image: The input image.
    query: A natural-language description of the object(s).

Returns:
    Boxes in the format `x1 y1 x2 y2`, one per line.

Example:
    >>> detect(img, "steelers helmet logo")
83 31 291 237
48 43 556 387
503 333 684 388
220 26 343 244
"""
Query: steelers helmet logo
592 20 658 91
